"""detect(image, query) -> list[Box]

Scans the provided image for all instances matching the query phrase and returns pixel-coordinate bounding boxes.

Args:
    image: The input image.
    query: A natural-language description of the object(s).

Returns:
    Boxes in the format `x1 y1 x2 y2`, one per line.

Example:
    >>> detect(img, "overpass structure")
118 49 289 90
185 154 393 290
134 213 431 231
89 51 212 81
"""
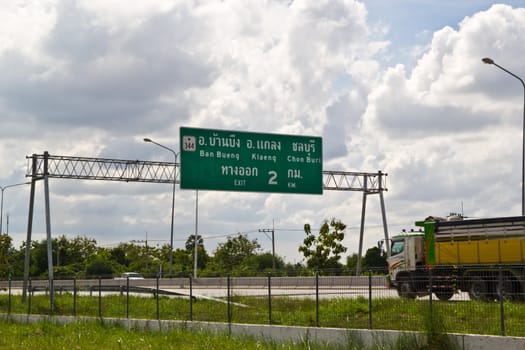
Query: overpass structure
23 152 389 305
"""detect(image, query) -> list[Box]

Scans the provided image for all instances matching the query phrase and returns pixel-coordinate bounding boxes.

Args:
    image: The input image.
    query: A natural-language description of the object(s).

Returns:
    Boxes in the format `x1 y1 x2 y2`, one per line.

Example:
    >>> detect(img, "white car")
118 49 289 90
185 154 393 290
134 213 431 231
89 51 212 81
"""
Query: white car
114 272 144 280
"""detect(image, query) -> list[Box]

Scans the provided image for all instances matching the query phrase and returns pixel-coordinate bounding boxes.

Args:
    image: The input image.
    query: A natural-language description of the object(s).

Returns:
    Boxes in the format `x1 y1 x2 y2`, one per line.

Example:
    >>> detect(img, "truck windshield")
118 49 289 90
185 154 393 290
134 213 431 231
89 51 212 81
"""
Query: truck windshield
391 240 404 255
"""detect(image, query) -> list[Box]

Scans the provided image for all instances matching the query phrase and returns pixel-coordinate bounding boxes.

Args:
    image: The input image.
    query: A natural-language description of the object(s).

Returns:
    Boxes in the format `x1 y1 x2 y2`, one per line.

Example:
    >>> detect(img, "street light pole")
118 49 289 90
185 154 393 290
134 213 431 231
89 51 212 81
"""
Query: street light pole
143 138 179 276
0 182 30 234
482 58 525 216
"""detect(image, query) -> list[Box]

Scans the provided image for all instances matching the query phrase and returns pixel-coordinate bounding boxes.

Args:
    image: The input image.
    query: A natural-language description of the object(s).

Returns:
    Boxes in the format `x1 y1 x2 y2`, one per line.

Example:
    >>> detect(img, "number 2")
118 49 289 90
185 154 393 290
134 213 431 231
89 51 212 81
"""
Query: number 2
268 171 278 185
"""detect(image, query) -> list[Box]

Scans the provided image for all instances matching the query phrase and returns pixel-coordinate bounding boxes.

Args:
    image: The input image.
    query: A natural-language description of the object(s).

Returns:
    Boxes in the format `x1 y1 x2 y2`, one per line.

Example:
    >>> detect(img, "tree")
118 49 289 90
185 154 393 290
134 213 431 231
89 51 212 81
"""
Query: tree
156 243 171 274
185 234 203 251
172 248 192 273
20 235 101 278
185 234 209 269
85 255 114 278
9 242 27 277
346 247 387 274
30 240 49 276
346 253 359 271
242 252 285 272
0 234 14 278
109 245 129 267
55 235 98 275
298 218 347 270
212 233 260 271
363 246 387 270
59 235 98 265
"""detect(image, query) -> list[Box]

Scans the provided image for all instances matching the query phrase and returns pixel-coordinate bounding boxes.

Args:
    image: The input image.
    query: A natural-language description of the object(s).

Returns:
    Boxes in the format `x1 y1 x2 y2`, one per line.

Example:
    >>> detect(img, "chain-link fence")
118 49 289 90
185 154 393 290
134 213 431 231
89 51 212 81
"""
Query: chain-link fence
1 267 524 336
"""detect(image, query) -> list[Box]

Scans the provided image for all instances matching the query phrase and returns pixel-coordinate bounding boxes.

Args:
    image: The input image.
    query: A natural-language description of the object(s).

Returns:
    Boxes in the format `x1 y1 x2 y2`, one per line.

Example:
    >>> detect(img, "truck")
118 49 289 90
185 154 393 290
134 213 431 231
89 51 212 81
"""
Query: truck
387 215 525 301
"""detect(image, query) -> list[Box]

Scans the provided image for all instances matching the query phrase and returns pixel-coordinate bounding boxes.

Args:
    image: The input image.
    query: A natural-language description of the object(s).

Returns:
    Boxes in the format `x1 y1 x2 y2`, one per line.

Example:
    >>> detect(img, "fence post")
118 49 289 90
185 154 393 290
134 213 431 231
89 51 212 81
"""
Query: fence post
126 277 130 318
98 276 102 319
268 273 272 325
498 266 505 336
28 278 32 315
189 274 193 321
50 277 54 316
428 268 433 324
315 270 319 327
156 276 160 320
368 270 372 329
8 277 11 315
73 278 77 316
227 275 231 323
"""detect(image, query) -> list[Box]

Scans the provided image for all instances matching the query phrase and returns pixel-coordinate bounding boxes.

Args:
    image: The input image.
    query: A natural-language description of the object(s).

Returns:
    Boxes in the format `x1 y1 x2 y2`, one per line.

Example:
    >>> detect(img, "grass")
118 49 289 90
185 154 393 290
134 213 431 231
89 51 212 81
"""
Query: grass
0 318 348 350
0 317 460 350
1 292 524 337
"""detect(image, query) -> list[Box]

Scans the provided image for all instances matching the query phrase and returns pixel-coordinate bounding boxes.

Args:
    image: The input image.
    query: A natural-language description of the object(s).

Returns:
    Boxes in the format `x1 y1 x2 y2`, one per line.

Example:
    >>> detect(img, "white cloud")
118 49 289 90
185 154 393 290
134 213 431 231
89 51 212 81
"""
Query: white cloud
362 3 525 223
0 0 57 58
2 1 525 265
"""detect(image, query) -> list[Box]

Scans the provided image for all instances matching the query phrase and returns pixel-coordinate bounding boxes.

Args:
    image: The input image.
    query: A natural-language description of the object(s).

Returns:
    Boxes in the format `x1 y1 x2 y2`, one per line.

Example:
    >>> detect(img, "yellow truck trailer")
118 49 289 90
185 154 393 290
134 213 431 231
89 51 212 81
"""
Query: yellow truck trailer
387 215 525 301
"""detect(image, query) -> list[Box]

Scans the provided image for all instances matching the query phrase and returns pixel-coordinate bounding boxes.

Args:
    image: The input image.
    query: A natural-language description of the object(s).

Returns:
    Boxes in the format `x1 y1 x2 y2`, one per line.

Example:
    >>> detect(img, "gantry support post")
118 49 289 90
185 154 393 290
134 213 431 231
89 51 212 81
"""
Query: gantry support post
356 177 368 276
22 155 37 302
43 152 55 310
379 174 390 257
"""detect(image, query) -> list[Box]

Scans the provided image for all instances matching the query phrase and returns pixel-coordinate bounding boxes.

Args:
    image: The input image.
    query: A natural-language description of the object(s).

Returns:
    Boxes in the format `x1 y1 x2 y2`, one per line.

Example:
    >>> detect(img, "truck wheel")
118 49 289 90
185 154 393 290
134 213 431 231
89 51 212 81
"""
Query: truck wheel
435 289 454 301
468 276 489 301
397 280 416 299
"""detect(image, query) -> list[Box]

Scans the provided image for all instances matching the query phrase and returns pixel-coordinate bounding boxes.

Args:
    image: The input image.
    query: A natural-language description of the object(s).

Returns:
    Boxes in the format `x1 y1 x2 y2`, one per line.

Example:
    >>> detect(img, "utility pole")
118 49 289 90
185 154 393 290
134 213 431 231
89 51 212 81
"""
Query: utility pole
259 221 276 270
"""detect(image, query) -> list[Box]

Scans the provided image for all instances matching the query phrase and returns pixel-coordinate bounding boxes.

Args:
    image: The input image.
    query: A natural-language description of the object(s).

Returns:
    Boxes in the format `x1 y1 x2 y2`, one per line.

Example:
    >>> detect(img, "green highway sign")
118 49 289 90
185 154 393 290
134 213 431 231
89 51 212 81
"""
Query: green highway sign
180 127 323 194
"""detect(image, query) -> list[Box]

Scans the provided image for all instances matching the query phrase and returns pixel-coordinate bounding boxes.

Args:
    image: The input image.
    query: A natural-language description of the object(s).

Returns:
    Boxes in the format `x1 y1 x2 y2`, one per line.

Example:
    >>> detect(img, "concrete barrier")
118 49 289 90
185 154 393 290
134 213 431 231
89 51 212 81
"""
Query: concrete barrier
2 314 524 350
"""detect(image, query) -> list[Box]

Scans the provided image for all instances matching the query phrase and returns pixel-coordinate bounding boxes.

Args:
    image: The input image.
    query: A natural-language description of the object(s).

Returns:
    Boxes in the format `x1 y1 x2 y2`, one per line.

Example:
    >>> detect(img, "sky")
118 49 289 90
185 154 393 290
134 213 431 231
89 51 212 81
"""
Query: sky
1 0 525 266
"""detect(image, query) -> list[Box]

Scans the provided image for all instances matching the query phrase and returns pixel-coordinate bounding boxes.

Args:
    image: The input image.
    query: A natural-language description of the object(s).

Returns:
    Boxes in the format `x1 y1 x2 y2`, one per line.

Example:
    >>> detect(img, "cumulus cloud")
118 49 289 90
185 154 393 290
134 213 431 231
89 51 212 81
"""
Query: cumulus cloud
2 1 525 262
363 4 525 220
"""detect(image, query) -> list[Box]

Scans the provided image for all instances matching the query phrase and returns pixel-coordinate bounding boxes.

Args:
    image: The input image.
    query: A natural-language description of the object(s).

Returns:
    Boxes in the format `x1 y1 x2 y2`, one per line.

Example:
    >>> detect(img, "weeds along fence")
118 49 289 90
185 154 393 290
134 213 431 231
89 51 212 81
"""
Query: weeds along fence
0 267 525 337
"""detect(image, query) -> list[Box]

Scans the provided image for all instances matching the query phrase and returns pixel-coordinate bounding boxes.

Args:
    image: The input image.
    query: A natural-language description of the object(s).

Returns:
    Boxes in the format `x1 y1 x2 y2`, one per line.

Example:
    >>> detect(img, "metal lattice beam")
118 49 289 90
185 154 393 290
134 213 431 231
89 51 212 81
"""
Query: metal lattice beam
26 153 387 192
26 153 177 183
323 171 387 193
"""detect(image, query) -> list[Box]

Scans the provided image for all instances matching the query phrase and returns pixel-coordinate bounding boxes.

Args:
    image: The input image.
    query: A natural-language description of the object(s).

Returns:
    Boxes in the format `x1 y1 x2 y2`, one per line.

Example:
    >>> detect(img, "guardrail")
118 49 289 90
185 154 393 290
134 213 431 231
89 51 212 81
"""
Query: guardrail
0 275 387 290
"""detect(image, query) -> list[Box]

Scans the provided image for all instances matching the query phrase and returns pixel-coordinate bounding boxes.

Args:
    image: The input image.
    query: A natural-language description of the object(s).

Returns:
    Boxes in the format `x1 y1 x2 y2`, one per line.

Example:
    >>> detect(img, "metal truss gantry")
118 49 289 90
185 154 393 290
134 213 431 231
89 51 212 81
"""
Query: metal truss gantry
26 153 387 191
23 152 389 303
